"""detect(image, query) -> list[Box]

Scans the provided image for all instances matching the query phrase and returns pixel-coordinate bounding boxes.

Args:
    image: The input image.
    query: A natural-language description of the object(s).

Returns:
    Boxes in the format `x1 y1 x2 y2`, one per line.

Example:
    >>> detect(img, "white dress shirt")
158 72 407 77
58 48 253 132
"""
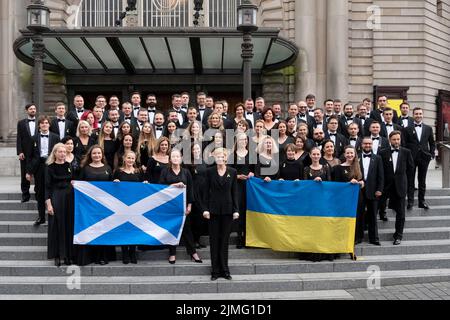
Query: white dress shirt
385 122 394 137
349 137 358 148
245 112 255 127
392 148 399 174
40 132 49 158
371 136 380 154
76 108 84 120
328 131 337 145
362 153 371 181
415 122 423 142
28 118 36 137
154 126 164 139
133 106 141 118
147 108 156 124
401 117 409 128
57 118 66 140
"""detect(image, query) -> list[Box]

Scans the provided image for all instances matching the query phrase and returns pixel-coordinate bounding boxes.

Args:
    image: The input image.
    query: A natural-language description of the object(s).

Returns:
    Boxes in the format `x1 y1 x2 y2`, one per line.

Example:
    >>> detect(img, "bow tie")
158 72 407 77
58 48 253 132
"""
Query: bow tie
246 112 253 115
402 117 409 120
329 133 337 137
125 117 132 120
148 109 156 113
58 119 65 123
134 107 140 110
138 121 144 126
113 126 119 129
156 127 163 131
199 108 205 111
350 138 357 141
316 122 322 126
28 119 35 122
386 124 393 127
415 124 422 128
77 109 84 113
372 137 380 140
40 134 49 138
299 114 306 118
391 149 399 153
346 117 353 121
363 154 372 158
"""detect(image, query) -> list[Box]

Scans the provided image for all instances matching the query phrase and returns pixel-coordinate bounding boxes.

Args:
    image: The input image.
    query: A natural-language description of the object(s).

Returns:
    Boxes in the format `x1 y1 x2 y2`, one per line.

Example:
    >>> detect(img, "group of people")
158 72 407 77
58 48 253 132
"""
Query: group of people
16 91 435 280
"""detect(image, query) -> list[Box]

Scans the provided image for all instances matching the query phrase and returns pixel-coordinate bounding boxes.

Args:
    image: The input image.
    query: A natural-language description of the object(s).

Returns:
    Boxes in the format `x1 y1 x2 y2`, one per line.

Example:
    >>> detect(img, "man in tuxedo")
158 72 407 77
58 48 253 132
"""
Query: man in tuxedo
378 131 414 245
333 99 343 117
272 103 283 122
370 95 399 124
121 102 134 124
168 94 187 127
108 109 121 137
255 97 265 114
26 116 60 225
306 94 316 117
205 96 215 110
196 92 212 126
369 121 390 156
357 137 384 245
145 94 160 125
66 95 85 127
16 104 38 202
339 103 363 138
312 128 326 150
313 108 326 131
181 107 199 129
214 102 233 130
181 92 190 112
108 96 121 112
95 95 107 112
398 102 414 129
325 116 348 158
356 103 373 136
93 106 105 129
404 107 436 210
50 102 75 140
244 99 260 128
132 109 149 135
347 123 362 154
131 92 142 118
297 101 314 126
380 107 402 138
323 99 335 123
153 112 166 139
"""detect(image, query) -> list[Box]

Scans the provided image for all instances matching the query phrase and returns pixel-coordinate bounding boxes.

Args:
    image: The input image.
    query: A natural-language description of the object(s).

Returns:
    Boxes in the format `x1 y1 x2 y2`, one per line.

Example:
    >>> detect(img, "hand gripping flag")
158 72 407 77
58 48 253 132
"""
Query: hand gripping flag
73 181 186 246
246 178 359 254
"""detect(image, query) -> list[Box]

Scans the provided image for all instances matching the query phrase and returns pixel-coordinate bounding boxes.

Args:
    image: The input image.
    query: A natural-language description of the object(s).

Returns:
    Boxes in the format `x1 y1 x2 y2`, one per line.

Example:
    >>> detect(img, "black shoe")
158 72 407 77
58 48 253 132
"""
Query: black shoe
130 252 137 264
99 260 107 265
63 258 71 266
223 273 232 280
211 275 219 281
122 258 130 265
55 258 61 267
168 256 176 264
191 254 203 263
379 215 388 222
407 203 413 210
393 239 401 245
33 218 45 226
21 195 30 203
369 241 381 246
419 202 429 210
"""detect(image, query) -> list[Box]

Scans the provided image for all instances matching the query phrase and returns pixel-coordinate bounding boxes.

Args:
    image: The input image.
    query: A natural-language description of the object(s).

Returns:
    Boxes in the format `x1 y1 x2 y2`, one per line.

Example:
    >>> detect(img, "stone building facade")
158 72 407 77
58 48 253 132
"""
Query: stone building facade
1 0 450 146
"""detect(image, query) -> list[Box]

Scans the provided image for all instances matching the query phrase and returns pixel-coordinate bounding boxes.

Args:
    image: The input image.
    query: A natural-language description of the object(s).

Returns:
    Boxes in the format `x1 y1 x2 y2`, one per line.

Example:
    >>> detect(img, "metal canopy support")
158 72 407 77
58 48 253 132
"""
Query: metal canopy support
189 37 203 74
106 37 136 74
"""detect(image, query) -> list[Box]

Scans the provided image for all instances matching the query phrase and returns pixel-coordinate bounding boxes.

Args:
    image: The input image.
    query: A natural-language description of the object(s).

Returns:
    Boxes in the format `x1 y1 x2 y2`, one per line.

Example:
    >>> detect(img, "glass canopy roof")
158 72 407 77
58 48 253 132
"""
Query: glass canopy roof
14 28 298 75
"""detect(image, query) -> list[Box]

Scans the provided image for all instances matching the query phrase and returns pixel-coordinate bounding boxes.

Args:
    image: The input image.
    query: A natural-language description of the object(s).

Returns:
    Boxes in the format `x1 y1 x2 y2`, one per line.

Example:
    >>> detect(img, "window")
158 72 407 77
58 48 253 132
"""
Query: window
437 0 443 17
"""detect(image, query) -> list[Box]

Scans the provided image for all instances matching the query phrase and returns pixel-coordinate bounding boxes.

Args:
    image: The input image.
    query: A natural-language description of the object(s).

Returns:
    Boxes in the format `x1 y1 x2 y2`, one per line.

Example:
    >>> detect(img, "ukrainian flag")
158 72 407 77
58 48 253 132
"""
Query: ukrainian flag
246 178 359 254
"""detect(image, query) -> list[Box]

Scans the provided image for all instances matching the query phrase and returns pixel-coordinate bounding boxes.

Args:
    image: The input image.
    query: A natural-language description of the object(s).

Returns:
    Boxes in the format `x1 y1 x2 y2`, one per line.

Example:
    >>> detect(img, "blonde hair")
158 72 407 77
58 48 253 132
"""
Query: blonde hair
137 122 156 160
154 136 171 155
76 120 92 137
183 121 203 141
257 136 279 155
46 143 67 165
98 121 115 150
119 150 139 173
213 147 229 159
207 112 224 130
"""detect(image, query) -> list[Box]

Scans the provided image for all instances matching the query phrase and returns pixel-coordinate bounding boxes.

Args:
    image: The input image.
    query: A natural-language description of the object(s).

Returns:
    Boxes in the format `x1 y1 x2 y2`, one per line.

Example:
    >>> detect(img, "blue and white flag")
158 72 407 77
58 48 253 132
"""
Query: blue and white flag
73 181 186 246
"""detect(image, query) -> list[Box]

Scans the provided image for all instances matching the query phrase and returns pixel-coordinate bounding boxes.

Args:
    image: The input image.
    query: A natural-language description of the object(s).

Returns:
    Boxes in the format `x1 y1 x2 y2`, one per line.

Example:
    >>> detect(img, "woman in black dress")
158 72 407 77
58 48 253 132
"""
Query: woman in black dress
276 120 295 162
159 149 201 264
279 144 304 181
114 134 135 170
202 148 239 281
117 121 134 144
262 107 277 136
321 139 341 169
286 116 297 137
297 123 315 151
233 103 252 130
97 121 117 170
136 122 156 172
186 143 208 249
62 136 81 179
77 145 115 266
294 135 312 168
45 143 73 267
230 133 255 249
113 151 147 264
255 136 280 182
163 121 179 149
73 120 97 162
145 137 170 183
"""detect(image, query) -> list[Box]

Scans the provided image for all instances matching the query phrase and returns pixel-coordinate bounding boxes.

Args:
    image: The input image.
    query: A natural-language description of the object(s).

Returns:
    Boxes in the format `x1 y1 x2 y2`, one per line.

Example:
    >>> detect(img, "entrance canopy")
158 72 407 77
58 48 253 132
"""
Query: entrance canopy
14 27 298 75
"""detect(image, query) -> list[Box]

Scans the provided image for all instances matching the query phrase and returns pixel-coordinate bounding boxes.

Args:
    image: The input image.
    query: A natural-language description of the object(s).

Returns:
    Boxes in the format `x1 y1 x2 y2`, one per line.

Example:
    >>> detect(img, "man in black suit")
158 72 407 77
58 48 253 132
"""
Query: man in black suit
130 92 142 119
312 108 326 131
196 92 212 127
243 99 260 129
132 109 149 136
66 95 86 128
145 93 160 125
323 99 335 123
50 102 75 140
325 116 348 158
26 116 60 225
16 104 38 202
378 131 414 245
214 102 233 130
347 123 362 154
339 103 364 138
355 103 373 136
380 108 402 138
358 137 384 245
404 107 436 210
370 95 399 124
397 102 415 129
297 101 315 127
167 94 187 127
120 102 134 124
153 112 166 139
369 121 390 156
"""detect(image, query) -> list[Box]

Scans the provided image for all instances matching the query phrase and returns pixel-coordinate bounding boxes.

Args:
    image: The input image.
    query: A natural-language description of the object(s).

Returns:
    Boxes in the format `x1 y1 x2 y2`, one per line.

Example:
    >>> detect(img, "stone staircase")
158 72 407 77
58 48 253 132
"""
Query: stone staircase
0 189 449 299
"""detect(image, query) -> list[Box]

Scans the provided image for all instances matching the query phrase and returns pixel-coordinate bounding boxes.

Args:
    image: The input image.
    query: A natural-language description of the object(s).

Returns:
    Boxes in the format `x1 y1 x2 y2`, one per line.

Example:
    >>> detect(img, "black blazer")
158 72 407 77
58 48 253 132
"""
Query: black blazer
26 132 60 174
166 108 187 127
201 166 239 216
380 122 402 138
66 107 85 128
297 114 315 127
50 118 75 139
404 123 436 162
197 107 213 127
355 116 373 137
324 132 348 158
359 153 384 200
339 116 364 138
379 147 414 198
397 116 414 129
370 108 399 124
372 136 390 155
16 119 38 157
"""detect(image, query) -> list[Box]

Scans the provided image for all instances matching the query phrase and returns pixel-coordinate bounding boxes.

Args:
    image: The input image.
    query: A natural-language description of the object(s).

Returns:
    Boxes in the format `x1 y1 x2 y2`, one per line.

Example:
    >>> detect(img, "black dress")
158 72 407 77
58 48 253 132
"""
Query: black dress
279 159 304 181
45 162 73 261
188 163 209 245
296 151 312 168
159 167 196 257
113 169 144 263
103 139 118 170
139 142 152 169
146 157 169 183
230 151 255 247
67 156 81 180
278 136 295 162
73 136 97 162
75 164 115 266
255 154 279 180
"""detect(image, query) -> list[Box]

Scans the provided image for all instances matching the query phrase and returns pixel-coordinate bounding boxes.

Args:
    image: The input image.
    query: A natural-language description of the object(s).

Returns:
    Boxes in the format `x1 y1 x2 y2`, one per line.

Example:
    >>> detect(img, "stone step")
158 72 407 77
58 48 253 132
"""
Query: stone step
1 268 450 294
377 216 450 229
0 201 37 211
0 211 37 221
1 253 450 277
0 290 354 300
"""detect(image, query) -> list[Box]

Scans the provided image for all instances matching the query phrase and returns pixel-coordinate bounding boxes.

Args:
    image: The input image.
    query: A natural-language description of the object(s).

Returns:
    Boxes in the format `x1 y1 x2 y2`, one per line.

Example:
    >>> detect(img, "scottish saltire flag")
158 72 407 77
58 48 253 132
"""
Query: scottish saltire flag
73 181 186 246
246 178 359 254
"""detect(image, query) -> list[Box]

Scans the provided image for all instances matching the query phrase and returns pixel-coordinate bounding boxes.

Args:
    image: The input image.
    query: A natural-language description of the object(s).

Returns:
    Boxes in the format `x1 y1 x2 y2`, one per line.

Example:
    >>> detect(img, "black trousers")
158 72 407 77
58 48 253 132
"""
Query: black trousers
408 158 430 205
358 192 380 242
20 159 31 197
387 188 406 240
169 214 196 256
209 215 233 276
190 202 207 243
34 159 46 220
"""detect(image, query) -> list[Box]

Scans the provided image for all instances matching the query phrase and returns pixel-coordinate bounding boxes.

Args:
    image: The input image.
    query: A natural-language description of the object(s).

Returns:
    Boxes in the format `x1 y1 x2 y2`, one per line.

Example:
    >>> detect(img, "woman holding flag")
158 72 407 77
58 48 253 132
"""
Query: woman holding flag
202 148 239 281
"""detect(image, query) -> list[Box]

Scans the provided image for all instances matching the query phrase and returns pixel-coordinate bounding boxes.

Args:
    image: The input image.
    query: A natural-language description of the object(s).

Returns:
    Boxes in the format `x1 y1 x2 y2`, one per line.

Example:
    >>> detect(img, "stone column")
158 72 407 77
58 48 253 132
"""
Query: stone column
295 0 317 102
326 0 349 102
316 0 327 105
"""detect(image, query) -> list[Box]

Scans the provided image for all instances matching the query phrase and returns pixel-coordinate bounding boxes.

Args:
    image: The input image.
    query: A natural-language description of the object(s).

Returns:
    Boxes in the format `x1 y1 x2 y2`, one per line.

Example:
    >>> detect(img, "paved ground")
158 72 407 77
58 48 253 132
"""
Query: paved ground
346 282 450 300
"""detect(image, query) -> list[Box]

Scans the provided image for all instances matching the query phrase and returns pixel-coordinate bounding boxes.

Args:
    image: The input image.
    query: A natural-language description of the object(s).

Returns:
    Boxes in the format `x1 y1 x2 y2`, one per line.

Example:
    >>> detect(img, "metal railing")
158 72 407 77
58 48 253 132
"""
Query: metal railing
438 141 450 188
77 0 243 28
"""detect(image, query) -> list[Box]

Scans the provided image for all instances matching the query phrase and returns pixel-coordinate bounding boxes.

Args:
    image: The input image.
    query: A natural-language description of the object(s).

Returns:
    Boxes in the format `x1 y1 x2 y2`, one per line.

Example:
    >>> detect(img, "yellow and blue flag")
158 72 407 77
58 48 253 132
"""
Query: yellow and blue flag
246 178 359 254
